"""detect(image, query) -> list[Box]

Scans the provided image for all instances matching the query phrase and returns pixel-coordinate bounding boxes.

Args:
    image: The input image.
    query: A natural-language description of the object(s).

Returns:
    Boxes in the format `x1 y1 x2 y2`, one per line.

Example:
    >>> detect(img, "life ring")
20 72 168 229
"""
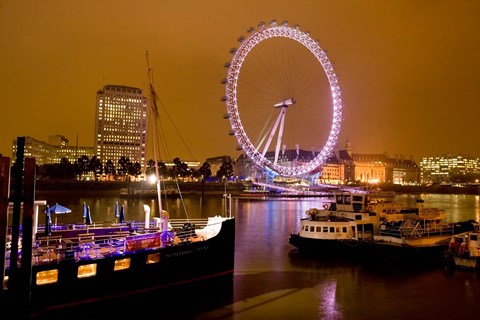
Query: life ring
323 203 329 210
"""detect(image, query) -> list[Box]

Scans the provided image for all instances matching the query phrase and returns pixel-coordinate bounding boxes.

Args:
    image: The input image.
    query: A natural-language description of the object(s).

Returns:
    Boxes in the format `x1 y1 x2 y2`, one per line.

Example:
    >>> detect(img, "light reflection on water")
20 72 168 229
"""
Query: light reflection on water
395 193 480 222
33 192 480 319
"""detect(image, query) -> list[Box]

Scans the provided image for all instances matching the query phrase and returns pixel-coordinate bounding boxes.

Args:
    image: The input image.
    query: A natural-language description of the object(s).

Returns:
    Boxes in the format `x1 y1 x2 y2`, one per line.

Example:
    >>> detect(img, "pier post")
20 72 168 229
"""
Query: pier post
8 137 25 294
0 156 11 298
19 158 36 302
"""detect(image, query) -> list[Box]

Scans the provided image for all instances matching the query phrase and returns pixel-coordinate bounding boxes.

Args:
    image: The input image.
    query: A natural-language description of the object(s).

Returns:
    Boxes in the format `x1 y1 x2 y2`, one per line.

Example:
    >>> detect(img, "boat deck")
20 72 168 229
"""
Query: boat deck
5 219 213 269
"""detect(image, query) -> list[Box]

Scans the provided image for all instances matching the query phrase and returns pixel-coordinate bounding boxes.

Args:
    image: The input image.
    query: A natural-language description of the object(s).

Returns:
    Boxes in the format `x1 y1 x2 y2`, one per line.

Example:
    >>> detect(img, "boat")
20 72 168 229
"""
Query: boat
445 227 480 270
365 213 476 265
235 188 270 200
288 192 385 255
0 54 236 316
288 192 474 263
119 185 179 198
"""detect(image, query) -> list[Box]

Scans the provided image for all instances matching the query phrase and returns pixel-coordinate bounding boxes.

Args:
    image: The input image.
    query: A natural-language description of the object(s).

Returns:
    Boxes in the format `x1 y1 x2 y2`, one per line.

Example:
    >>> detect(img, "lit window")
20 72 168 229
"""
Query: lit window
36 269 58 285
78 264 97 278
114 258 131 271
147 253 160 264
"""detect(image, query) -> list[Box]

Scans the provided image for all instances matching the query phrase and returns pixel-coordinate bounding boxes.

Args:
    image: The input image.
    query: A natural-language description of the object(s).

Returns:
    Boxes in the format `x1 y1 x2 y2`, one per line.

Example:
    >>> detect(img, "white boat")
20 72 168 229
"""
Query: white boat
446 228 480 270
367 211 465 264
288 192 473 263
288 192 385 254
120 186 179 198
236 188 270 200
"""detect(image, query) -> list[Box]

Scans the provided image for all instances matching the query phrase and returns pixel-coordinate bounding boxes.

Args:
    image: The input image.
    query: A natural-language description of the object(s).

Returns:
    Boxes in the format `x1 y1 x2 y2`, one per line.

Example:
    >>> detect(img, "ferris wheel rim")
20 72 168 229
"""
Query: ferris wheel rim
224 21 343 177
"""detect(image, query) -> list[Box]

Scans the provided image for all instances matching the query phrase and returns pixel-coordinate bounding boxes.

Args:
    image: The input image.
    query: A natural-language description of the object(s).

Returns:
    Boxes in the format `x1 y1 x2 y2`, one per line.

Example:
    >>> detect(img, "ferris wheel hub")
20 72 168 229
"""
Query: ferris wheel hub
273 98 296 108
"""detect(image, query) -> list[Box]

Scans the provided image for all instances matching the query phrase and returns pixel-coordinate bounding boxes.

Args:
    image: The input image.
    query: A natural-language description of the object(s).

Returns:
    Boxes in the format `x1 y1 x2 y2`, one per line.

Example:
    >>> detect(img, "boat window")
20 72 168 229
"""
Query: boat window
330 227 335 233
323 226 328 232
352 195 363 202
342 227 347 233
355 215 362 220
344 195 351 204
336 195 343 204
316 226 322 232
310 226 315 232
78 264 97 278
304 225 309 231
471 234 478 241
114 258 131 271
336 227 341 233
36 269 58 285
146 253 160 264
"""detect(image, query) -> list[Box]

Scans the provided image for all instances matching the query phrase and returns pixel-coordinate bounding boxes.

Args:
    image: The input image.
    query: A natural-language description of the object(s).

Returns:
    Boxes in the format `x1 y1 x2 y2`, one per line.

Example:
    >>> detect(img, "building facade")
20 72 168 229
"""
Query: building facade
11 135 93 166
94 85 148 170
420 154 480 184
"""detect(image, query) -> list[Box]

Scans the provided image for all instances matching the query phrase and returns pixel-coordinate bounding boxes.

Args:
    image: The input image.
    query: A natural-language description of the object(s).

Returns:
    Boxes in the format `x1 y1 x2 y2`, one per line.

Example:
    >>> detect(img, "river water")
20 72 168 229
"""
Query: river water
35 191 480 320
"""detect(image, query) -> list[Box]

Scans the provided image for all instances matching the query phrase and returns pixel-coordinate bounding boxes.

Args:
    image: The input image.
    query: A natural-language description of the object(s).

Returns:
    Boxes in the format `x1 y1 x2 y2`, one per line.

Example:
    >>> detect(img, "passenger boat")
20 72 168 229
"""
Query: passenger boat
119 185 179 198
446 228 480 270
365 212 476 264
0 54 236 317
288 192 473 263
236 188 270 200
288 192 384 255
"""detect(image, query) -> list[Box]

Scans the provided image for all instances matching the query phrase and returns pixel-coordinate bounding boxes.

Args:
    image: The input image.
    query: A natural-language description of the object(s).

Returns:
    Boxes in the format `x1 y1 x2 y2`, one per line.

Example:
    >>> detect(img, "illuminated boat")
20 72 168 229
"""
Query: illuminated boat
446 228 480 270
288 192 471 262
288 192 384 254
0 54 236 317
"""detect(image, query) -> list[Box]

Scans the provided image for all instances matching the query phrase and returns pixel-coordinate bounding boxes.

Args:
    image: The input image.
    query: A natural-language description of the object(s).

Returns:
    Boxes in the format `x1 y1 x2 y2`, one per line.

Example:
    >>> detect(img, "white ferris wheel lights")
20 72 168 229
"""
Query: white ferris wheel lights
223 20 344 177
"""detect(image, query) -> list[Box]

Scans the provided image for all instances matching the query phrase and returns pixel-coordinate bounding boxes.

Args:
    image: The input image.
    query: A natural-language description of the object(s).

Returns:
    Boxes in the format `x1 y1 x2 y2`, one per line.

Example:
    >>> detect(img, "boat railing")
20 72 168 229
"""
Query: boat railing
24 217 218 265
380 220 455 238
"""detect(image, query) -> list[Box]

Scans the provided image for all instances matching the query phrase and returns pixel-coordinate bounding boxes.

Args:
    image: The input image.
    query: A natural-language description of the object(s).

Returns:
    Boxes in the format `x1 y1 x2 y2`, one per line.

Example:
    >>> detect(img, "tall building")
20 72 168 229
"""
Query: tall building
94 85 148 171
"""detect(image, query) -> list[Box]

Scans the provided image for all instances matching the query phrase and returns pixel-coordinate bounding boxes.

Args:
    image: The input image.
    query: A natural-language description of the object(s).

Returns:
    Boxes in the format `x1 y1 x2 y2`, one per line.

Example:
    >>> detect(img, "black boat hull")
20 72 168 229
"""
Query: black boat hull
2 218 235 318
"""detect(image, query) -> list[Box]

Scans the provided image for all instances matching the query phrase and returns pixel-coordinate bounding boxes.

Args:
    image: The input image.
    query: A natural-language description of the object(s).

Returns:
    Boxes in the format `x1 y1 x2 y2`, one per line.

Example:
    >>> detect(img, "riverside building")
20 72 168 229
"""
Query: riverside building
94 85 148 171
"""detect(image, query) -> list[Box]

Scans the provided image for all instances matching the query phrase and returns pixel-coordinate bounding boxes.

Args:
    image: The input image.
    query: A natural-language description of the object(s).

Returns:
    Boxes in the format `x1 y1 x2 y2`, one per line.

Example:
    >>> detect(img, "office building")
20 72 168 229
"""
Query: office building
94 85 148 170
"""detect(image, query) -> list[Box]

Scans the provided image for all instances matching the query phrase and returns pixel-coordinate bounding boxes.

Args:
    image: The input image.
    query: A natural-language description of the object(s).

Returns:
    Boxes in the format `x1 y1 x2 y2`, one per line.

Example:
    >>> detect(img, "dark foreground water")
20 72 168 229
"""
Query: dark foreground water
33 192 480 319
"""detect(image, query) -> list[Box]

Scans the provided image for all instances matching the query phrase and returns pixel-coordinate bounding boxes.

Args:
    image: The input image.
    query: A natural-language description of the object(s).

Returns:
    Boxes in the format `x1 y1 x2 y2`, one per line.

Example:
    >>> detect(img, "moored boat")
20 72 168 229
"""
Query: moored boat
288 192 383 255
0 53 236 317
119 185 179 198
445 228 480 271
365 216 476 265
236 188 270 200
288 192 474 264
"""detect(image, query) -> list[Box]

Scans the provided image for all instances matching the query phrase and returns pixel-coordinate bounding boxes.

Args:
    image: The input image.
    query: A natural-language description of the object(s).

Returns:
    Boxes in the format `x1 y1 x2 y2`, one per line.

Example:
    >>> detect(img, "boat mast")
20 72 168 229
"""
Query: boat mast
145 51 163 214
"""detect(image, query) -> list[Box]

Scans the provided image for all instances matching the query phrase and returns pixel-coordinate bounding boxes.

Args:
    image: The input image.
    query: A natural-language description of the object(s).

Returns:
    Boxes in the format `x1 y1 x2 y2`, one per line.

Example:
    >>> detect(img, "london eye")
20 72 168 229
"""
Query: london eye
222 20 343 178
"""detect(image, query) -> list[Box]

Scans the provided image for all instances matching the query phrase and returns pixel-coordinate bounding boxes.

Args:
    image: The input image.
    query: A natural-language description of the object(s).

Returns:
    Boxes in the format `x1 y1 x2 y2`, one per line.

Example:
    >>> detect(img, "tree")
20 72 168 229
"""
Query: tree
89 156 103 180
117 156 129 179
216 161 234 180
172 157 189 179
77 155 90 180
129 162 142 177
196 162 212 198
104 159 116 177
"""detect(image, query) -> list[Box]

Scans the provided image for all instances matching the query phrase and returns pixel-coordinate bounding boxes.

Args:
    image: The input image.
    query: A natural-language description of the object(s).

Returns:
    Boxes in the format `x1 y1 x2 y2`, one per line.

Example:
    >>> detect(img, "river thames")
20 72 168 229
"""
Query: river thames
35 191 480 320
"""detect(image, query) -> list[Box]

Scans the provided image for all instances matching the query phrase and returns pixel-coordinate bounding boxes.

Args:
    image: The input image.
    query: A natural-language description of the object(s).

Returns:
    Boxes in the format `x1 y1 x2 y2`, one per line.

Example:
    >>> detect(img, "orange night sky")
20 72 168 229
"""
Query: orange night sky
1 0 479 164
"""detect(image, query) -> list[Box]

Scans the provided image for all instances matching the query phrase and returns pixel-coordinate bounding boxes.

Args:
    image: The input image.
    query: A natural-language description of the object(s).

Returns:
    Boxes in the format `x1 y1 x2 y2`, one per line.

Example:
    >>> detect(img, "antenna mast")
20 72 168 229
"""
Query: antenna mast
145 51 163 214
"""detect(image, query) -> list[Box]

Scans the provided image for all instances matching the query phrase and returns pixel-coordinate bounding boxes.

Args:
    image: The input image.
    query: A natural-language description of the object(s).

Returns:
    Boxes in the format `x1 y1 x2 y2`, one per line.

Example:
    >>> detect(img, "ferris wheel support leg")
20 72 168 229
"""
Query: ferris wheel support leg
274 109 286 165
261 108 285 158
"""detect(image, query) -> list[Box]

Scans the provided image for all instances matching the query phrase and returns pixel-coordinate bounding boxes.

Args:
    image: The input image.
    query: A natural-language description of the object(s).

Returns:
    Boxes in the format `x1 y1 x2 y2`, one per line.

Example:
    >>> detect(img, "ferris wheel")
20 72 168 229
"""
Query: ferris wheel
222 20 343 177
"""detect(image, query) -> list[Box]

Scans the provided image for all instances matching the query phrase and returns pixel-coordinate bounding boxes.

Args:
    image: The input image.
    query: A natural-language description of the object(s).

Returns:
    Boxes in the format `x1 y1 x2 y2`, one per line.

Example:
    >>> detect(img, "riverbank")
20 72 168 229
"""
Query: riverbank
12 180 480 197
378 183 480 195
